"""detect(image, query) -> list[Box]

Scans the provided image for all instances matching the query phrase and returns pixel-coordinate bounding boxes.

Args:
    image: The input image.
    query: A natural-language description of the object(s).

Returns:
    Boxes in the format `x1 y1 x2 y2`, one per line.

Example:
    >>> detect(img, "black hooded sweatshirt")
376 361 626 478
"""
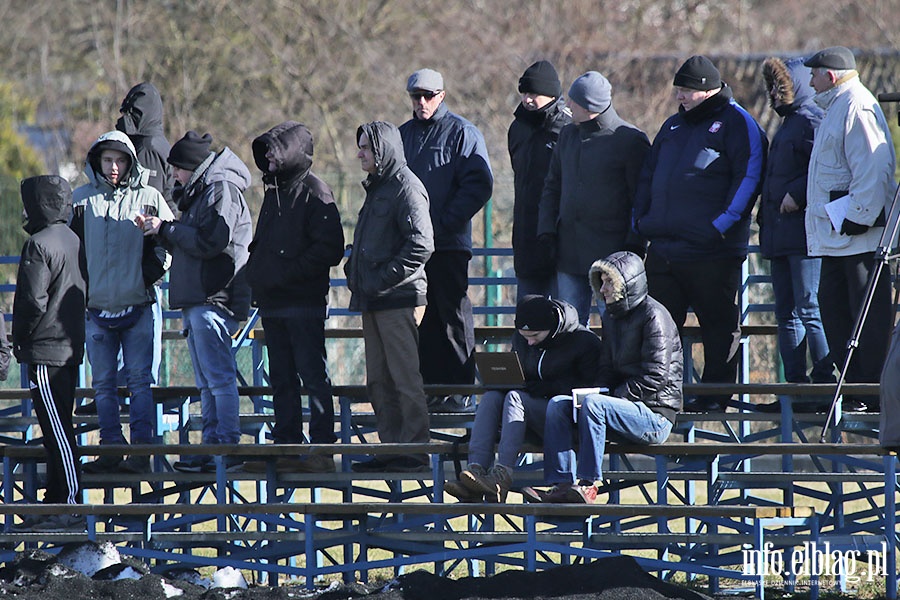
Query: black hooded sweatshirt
116 82 176 213
246 121 345 309
13 176 86 367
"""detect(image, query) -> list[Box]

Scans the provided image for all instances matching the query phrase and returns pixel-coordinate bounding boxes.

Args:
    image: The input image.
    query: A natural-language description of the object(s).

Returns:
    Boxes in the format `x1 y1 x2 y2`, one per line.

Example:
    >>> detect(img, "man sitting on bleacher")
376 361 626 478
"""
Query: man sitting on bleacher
445 295 603 503
536 251 682 503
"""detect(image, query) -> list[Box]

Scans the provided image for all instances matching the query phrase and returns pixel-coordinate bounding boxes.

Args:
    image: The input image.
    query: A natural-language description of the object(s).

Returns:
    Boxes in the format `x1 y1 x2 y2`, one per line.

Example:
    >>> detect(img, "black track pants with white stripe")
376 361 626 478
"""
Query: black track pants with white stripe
28 364 81 504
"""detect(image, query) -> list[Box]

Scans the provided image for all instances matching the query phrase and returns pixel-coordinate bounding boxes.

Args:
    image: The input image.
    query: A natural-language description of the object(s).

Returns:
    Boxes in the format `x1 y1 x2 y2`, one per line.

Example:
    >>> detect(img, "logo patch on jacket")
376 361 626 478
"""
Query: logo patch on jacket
709 121 722 133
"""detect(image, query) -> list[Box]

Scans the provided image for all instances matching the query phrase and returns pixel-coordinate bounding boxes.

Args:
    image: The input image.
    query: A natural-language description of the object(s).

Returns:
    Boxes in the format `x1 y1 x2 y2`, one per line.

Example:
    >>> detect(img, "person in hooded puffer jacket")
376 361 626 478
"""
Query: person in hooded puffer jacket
244 121 345 474
755 57 832 412
346 120 434 473
539 251 682 503
73 130 174 475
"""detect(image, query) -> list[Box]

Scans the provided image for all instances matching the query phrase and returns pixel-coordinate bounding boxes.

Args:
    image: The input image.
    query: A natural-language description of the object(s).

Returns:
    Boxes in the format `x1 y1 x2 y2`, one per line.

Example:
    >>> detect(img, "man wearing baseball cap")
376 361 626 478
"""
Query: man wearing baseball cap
633 55 767 412
804 46 896 412
399 68 494 413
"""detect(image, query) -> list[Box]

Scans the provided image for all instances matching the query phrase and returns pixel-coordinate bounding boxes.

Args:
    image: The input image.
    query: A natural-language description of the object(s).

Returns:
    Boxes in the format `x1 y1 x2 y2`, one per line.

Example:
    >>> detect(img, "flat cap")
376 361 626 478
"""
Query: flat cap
407 68 444 93
804 46 856 70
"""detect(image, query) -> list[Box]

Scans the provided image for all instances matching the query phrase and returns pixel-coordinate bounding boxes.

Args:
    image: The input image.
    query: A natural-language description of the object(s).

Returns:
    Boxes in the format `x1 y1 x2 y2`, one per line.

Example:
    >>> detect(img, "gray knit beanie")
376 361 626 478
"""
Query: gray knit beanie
567 71 612 113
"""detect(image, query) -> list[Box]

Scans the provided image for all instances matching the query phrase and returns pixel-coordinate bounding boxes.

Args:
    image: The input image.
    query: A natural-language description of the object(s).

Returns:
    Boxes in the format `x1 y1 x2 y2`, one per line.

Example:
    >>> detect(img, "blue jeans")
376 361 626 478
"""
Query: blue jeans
86 305 155 444
543 393 672 484
183 305 241 445
262 311 336 445
556 271 603 325
770 255 832 383
515 274 557 304
467 389 547 468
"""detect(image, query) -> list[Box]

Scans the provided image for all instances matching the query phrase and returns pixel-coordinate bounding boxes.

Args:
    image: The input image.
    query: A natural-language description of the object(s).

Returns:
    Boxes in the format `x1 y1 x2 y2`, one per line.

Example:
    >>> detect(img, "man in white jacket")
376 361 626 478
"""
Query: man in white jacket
805 46 896 412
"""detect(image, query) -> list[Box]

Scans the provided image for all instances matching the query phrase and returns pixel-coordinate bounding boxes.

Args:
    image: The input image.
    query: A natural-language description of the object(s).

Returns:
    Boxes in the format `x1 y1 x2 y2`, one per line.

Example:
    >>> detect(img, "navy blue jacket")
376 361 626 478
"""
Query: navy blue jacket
634 86 767 261
400 102 493 254
757 102 821 258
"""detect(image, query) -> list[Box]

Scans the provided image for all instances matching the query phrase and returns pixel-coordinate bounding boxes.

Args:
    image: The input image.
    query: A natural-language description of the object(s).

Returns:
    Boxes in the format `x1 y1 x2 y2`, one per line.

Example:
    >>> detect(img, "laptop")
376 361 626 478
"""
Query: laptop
474 351 526 389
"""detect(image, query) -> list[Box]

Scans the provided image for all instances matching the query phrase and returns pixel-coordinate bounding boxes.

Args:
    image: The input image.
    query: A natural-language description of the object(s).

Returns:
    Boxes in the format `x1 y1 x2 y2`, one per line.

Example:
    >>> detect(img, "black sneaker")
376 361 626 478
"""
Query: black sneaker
201 456 244 473
82 454 124 474
351 457 391 473
119 455 151 474
682 397 726 412
427 395 476 413
388 456 430 473
173 456 212 473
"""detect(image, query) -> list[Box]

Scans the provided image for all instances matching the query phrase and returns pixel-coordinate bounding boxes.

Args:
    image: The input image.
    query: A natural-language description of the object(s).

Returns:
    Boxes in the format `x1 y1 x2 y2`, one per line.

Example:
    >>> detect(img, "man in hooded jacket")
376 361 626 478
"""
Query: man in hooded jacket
756 57 831 409
540 251 683 503
244 121 345 473
73 130 174 474
12 175 86 531
140 131 253 472
346 120 434 472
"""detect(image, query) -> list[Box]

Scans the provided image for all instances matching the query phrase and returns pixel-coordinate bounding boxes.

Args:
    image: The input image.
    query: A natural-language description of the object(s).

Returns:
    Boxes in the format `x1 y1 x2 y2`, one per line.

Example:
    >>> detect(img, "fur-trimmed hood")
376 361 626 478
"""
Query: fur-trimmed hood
763 56 818 109
589 251 647 317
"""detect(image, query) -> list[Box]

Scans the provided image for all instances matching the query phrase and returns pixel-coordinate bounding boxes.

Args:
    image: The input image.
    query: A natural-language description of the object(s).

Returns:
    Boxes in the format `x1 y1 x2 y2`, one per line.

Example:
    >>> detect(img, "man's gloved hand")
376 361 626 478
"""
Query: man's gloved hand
840 218 869 236
624 243 647 259
537 233 557 264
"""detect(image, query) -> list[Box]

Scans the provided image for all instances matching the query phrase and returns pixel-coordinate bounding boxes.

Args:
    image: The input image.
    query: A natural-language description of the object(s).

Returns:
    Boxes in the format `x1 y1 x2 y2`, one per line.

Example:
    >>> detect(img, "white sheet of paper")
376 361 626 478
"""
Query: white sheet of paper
825 194 850 231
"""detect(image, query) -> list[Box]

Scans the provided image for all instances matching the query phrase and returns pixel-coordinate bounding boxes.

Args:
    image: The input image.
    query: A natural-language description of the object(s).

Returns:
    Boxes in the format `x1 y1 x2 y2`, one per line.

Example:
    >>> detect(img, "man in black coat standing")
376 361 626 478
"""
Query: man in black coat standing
245 121 345 473
12 175 87 531
508 60 571 301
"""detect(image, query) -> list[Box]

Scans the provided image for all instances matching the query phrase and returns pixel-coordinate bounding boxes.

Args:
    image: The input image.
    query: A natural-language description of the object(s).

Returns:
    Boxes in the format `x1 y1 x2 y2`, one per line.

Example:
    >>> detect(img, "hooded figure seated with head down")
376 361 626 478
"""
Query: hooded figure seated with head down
445 294 603 503
536 251 683 503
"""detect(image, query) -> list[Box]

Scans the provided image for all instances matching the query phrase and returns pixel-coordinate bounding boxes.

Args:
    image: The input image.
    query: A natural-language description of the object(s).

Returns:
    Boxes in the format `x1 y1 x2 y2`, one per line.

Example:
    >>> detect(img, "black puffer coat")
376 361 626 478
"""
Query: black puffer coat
247 121 345 309
508 97 570 278
511 298 603 399
589 251 682 423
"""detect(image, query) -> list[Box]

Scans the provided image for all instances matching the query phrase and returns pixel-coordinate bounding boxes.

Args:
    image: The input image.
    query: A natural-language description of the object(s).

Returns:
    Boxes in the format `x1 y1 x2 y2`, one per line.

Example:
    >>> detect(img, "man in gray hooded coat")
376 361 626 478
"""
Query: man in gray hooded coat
346 121 434 472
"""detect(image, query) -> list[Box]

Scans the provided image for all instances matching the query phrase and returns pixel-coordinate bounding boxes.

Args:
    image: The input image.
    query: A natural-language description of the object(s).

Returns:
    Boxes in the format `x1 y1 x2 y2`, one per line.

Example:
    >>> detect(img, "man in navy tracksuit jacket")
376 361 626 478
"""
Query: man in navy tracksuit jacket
399 68 494 412
633 56 767 411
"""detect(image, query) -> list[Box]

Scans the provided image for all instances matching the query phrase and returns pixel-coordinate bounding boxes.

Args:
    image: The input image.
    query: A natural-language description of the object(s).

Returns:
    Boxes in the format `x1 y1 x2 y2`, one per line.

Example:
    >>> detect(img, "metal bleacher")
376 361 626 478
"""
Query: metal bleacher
0 248 897 599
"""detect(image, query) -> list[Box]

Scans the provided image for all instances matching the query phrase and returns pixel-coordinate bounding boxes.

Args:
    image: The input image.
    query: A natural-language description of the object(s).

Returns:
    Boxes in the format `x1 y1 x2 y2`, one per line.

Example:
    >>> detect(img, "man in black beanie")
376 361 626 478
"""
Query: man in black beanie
138 130 253 472
508 60 571 302
443 295 603 503
633 55 768 411
537 70 650 326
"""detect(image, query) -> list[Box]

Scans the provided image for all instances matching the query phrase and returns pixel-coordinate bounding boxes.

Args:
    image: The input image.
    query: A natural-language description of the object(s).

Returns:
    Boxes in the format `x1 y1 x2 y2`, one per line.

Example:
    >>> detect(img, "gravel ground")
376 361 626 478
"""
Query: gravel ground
0 544 718 600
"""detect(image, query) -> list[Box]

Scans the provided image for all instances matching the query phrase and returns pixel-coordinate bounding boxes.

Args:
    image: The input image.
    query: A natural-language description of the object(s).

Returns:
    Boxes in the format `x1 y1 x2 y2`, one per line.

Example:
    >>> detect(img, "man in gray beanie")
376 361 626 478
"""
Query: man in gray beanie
537 70 650 326
633 55 767 412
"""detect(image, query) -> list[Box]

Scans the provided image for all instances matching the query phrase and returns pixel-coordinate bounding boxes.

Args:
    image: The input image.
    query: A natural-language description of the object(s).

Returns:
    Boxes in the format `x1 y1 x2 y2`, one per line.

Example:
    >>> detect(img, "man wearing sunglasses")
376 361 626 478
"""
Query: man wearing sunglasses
399 68 494 414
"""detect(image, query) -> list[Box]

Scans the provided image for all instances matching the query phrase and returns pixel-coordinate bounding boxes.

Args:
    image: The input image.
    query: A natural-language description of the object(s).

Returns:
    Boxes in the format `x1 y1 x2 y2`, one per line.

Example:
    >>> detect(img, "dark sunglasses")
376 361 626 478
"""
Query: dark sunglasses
409 90 441 101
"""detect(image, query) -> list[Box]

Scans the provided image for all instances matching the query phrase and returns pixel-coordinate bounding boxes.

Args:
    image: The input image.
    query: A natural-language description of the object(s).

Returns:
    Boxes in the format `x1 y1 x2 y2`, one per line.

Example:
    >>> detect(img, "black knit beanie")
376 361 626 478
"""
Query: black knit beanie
673 56 722 91
515 295 560 331
518 60 562 98
168 131 213 171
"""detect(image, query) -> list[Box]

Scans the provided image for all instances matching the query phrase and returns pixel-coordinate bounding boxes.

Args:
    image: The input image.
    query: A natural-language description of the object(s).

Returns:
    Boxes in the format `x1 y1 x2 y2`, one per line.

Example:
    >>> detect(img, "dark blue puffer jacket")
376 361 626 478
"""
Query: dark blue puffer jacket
634 85 767 261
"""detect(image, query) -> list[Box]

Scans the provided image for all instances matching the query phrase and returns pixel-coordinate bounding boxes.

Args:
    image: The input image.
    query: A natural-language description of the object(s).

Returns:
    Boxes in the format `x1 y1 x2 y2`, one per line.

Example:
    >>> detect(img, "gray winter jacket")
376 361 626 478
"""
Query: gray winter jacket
158 148 253 319
346 121 434 312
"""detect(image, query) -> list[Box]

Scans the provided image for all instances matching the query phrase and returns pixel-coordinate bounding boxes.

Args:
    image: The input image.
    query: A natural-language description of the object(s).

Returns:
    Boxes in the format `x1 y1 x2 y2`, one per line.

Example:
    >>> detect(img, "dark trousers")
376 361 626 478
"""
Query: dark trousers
646 252 743 402
418 250 476 385
262 314 336 445
818 253 891 391
29 364 81 504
